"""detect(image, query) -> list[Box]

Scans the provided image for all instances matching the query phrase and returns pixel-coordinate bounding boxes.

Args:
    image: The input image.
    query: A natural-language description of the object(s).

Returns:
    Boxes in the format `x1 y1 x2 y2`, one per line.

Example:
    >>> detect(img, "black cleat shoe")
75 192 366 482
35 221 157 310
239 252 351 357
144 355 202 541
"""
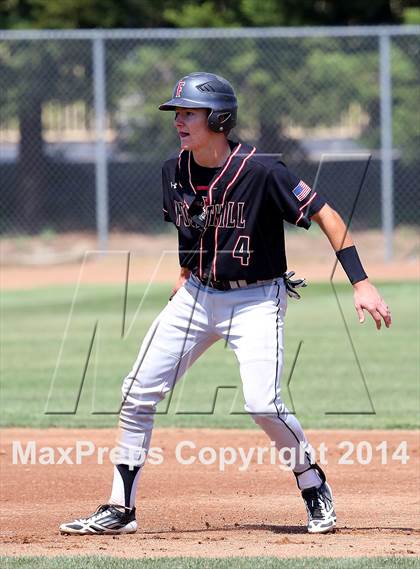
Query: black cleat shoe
59 504 137 535
302 482 336 534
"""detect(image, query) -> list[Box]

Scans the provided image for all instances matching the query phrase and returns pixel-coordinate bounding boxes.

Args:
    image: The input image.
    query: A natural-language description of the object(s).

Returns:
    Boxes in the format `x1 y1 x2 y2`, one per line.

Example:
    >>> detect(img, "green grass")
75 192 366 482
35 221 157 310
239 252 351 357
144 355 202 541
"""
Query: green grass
1 282 419 429
0 557 419 569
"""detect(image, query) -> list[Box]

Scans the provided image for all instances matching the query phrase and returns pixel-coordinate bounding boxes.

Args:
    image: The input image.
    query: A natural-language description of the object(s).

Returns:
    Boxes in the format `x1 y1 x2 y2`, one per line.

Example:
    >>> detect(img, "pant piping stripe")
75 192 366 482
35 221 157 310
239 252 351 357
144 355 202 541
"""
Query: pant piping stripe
273 284 312 469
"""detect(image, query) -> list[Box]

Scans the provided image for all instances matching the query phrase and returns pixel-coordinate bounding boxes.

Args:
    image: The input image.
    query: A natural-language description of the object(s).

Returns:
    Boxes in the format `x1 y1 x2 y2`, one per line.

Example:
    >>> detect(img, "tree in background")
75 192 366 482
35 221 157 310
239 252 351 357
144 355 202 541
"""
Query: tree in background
2 0 417 29
112 34 418 161
0 0 418 231
0 39 93 230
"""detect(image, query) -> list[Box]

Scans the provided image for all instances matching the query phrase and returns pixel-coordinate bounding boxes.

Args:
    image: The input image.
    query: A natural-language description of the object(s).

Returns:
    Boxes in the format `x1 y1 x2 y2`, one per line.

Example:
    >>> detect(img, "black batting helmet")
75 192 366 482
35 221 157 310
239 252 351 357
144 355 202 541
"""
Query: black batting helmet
159 72 237 133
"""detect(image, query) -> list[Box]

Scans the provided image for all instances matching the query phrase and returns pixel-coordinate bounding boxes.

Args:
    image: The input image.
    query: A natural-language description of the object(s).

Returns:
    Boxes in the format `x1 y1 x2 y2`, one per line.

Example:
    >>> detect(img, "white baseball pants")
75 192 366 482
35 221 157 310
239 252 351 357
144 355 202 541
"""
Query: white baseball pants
115 274 316 478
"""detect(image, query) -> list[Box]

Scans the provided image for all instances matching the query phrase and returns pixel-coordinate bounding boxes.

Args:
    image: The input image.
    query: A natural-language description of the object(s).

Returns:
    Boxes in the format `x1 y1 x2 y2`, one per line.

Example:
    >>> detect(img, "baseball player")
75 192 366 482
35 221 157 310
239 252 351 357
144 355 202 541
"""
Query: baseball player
60 72 391 536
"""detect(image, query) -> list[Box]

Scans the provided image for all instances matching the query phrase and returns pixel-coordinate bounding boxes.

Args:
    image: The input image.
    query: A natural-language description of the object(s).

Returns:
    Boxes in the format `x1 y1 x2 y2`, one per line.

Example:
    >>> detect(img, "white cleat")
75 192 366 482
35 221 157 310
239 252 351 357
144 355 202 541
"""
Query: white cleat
302 481 337 534
60 504 137 535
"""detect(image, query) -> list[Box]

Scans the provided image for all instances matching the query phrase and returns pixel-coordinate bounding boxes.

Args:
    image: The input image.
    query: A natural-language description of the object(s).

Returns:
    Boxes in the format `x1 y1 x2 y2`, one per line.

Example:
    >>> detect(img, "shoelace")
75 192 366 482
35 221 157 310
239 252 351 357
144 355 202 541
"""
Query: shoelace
307 495 325 519
79 504 115 524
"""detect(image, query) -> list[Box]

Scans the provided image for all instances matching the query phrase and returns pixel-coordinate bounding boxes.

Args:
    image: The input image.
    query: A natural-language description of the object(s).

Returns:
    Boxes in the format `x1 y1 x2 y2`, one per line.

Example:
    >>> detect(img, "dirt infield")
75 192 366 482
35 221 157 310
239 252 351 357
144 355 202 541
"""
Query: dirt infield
1 429 419 559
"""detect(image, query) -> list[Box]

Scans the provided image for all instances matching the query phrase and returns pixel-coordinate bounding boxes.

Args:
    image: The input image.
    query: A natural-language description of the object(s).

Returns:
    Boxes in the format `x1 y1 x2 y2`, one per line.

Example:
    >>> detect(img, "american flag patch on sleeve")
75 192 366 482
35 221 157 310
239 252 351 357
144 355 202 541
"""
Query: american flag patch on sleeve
292 180 312 202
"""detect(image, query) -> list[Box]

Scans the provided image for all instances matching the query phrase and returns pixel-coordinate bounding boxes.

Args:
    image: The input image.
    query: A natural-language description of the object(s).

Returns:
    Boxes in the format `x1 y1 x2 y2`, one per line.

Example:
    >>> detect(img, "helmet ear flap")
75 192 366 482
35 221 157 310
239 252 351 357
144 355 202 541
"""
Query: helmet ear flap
207 110 234 133
219 112 232 125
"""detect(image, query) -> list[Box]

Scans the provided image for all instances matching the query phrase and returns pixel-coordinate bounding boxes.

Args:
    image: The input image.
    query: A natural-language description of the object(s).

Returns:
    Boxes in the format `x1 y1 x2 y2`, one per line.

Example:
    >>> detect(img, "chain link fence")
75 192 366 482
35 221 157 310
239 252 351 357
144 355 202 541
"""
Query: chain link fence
0 27 419 259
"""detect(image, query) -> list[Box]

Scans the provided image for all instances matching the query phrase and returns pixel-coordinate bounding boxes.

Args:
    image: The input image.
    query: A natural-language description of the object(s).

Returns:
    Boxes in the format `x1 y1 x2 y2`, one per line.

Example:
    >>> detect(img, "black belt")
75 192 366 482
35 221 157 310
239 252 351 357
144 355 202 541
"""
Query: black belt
194 271 308 297
195 274 273 291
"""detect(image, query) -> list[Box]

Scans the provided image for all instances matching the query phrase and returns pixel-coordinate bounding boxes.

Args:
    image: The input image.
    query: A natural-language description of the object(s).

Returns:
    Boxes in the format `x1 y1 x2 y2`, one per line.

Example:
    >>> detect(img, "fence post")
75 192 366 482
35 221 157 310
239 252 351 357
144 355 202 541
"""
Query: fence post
93 35 109 250
379 33 394 261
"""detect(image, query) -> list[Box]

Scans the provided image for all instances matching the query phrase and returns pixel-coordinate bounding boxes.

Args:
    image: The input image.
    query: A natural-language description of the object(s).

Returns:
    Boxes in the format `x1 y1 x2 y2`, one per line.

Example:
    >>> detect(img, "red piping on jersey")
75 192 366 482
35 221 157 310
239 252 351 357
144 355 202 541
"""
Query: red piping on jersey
198 143 242 279
178 150 184 188
198 236 203 278
222 146 256 200
208 144 242 206
295 192 317 225
211 146 256 279
187 152 197 194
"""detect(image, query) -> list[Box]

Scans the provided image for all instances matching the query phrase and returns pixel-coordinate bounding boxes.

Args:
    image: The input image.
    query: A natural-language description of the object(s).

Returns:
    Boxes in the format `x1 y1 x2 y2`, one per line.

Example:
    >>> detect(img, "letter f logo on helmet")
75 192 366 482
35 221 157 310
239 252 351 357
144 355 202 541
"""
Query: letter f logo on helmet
159 72 238 133
175 81 186 97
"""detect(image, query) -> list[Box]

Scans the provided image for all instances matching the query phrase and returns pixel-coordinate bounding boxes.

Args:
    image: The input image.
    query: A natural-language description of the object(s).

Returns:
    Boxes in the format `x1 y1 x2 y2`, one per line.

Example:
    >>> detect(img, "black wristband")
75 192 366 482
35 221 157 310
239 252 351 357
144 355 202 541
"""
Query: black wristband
336 245 368 285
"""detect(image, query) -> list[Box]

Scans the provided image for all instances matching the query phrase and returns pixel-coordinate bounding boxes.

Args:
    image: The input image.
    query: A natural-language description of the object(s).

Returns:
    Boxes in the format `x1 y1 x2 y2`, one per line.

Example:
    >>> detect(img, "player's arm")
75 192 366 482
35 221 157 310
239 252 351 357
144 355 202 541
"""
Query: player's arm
311 204 392 330
169 267 191 300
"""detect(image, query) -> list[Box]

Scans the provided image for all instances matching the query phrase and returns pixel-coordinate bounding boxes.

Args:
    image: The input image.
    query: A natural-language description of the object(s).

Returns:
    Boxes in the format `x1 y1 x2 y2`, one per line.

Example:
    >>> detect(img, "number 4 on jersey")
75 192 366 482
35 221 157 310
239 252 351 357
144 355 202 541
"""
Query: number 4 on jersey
233 236 251 266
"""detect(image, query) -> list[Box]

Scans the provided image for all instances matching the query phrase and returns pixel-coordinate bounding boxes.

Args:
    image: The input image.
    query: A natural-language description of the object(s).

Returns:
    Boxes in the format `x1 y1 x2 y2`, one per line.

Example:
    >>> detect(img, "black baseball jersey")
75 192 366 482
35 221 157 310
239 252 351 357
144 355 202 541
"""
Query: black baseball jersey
162 140 326 281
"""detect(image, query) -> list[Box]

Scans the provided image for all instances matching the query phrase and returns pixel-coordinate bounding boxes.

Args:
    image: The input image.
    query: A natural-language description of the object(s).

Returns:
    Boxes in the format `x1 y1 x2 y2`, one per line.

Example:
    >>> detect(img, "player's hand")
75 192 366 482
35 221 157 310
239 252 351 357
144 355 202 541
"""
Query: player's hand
169 279 185 300
169 281 185 301
169 268 191 300
353 279 392 330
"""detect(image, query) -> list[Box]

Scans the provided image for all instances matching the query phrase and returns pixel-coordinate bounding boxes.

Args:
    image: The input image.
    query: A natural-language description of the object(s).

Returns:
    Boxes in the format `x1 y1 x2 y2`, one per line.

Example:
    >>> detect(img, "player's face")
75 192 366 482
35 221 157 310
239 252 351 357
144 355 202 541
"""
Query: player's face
174 108 211 151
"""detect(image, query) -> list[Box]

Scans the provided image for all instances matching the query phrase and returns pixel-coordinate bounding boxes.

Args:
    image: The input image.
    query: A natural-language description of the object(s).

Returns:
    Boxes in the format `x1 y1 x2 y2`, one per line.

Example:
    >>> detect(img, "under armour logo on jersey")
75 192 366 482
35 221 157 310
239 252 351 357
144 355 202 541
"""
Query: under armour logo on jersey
170 182 178 189
175 81 186 97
